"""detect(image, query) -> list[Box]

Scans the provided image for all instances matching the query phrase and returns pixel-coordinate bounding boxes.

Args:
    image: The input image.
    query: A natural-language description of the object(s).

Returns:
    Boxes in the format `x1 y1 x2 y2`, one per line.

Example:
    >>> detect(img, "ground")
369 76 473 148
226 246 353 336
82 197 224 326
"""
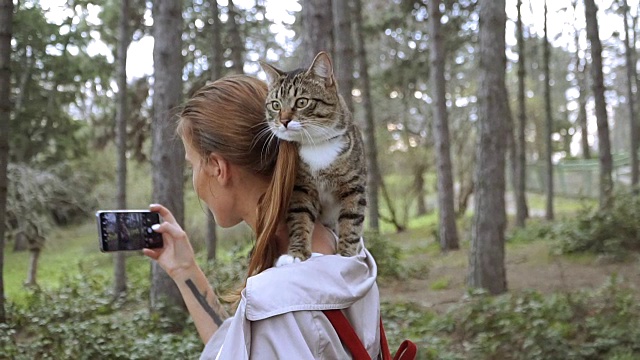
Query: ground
378 238 640 313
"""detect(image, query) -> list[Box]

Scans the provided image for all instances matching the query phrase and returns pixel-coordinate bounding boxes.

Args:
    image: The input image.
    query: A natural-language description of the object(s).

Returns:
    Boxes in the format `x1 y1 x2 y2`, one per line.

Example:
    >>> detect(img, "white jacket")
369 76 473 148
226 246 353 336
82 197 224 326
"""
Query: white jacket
200 246 381 359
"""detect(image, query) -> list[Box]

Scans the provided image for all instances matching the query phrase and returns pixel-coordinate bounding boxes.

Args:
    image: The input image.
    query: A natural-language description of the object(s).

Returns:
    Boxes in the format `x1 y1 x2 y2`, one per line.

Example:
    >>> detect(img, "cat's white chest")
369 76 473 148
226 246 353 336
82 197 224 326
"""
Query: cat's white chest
299 138 345 172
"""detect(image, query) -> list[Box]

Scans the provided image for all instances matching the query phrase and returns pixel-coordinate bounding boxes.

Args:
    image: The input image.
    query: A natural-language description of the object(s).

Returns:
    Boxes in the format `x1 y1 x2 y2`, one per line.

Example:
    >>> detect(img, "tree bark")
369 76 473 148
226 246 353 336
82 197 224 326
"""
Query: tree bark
151 0 186 314
209 0 223 80
301 0 334 64
332 0 353 111
0 0 14 323
622 0 639 187
515 0 528 227
206 210 217 261
227 0 244 74
114 0 131 298
543 1 554 220
428 0 459 251
413 164 428 216
353 0 380 233
207 0 223 260
25 249 40 287
573 0 591 160
585 0 614 208
468 0 508 295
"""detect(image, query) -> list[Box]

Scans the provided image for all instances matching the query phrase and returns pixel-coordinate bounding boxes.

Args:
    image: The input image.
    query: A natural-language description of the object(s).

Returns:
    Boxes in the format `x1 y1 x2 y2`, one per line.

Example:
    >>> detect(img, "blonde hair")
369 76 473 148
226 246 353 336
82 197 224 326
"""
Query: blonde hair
177 75 298 287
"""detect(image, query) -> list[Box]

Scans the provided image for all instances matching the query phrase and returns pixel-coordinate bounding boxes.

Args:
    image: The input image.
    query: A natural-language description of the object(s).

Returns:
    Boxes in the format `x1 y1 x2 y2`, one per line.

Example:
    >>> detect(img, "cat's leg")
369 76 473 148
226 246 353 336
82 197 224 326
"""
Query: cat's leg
275 173 318 266
336 179 367 257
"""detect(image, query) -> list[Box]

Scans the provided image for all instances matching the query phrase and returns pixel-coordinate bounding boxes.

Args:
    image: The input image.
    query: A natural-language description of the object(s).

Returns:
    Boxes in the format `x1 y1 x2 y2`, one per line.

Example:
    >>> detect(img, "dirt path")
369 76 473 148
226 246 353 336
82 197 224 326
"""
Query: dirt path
379 241 640 312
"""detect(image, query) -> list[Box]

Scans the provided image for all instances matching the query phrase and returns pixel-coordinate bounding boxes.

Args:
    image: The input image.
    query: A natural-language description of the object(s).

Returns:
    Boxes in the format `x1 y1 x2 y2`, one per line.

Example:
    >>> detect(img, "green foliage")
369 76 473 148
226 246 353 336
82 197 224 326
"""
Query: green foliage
1 268 200 359
554 192 640 258
5 161 99 249
430 277 451 290
365 231 411 279
11 0 111 166
382 279 640 360
507 219 555 244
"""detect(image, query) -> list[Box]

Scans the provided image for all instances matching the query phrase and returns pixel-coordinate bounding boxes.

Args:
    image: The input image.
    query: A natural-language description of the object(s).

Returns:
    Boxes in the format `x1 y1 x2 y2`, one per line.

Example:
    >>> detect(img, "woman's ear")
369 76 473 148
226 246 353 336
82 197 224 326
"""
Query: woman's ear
204 153 231 186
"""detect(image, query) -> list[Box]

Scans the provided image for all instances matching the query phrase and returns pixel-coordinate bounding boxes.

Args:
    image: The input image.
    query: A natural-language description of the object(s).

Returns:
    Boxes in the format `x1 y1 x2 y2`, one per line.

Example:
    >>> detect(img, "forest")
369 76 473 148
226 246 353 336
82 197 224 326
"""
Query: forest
3 0 640 358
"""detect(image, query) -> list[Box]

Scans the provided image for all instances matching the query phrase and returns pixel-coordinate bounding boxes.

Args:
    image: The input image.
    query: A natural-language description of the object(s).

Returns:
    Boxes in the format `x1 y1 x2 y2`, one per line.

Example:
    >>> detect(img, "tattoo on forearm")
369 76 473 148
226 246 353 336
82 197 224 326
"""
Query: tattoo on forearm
185 279 224 327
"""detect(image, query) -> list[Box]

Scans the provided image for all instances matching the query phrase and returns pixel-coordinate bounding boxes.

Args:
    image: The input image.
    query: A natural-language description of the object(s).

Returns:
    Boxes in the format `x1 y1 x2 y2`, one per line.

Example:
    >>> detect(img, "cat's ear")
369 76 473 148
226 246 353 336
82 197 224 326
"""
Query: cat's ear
307 51 334 87
259 61 284 87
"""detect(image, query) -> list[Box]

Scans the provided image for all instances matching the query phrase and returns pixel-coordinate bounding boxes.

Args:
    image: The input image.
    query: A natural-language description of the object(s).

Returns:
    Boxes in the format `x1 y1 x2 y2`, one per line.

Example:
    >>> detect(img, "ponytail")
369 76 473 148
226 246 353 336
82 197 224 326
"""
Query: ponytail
248 140 298 276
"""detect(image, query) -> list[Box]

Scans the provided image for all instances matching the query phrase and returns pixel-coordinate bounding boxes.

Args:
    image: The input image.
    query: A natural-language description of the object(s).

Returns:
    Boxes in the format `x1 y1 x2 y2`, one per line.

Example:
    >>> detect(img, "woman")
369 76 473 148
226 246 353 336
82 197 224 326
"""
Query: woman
143 75 380 359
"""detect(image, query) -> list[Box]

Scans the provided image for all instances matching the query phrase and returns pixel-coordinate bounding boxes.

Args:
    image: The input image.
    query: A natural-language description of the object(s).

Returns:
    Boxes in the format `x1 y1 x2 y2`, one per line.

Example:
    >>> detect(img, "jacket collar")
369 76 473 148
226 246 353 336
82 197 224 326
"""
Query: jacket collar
244 246 377 321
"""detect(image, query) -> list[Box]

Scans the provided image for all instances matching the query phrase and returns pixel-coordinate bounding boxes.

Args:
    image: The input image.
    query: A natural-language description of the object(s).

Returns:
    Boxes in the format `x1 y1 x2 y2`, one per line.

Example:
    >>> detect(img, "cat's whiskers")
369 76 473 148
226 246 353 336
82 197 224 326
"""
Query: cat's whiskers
300 127 317 147
250 122 281 164
304 122 341 142
260 128 279 163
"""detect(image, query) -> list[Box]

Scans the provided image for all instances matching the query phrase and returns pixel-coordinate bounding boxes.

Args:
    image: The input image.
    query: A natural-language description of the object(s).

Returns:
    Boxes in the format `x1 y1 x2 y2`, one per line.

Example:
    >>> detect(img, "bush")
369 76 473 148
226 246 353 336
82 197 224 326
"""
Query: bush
381 278 640 360
1 268 201 359
364 231 409 279
554 191 640 258
507 219 555 244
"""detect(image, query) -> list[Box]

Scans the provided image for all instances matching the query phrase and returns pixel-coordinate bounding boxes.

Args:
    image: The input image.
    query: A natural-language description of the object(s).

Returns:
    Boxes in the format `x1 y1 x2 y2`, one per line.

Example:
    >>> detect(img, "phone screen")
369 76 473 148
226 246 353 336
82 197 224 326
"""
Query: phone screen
97 211 163 252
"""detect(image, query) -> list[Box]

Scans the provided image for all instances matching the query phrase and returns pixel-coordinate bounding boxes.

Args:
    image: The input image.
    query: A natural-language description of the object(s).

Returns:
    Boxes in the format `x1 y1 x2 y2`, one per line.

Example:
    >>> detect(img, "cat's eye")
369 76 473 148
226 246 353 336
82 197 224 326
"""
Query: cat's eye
295 98 309 108
270 101 281 111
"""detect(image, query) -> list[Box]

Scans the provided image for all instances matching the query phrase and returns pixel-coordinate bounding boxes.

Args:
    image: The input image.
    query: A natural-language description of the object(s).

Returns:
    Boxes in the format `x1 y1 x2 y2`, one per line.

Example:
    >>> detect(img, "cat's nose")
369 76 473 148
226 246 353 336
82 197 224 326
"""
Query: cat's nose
280 109 294 127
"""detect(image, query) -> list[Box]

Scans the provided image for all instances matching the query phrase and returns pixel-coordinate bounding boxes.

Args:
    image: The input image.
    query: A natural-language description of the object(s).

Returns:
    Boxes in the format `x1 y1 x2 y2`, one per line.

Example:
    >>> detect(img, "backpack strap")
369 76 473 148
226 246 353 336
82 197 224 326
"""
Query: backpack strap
323 309 372 359
323 309 418 360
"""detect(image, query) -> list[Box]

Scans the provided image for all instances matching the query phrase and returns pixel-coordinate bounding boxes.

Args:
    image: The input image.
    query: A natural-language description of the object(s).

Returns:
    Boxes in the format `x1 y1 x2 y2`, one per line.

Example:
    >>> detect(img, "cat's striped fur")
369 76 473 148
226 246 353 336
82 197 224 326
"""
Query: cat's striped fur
259 52 367 264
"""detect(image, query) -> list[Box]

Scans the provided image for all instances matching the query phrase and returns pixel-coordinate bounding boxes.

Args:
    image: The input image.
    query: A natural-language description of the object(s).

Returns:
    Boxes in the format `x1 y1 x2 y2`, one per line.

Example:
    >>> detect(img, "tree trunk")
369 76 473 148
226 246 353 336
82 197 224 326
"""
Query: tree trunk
151 0 186 314
301 0 334 64
0 0 14 323
379 178 405 233
468 0 508 295
577 65 590 159
353 0 380 233
210 0 223 80
622 0 639 187
207 0 223 260
543 1 554 220
332 0 353 111
515 0 528 227
227 0 244 74
457 180 474 217
585 0 614 208
428 0 459 251
573 0 591 160
413 165 428 216
114 0 131 298
24 249 40 287
206 210 218 261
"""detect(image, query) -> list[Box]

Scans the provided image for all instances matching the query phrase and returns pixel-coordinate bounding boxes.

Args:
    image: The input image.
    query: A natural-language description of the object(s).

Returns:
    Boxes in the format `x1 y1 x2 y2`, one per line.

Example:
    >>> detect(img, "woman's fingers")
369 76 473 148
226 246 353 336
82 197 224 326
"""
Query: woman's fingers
143 248 161 260
149 203 177 224
152 221 187 241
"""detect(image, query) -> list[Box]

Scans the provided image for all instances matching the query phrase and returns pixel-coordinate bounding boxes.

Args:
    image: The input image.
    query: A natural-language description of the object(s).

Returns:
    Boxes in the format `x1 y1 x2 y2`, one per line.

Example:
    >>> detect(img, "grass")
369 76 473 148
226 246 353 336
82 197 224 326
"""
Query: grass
525 192 596 217
4 222 152 304
430 277 451 290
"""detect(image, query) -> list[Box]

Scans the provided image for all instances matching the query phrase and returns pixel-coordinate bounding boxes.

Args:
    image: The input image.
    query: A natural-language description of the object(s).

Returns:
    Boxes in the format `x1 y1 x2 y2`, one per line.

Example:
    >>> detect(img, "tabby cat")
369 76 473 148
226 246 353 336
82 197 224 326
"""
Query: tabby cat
259 52 367 265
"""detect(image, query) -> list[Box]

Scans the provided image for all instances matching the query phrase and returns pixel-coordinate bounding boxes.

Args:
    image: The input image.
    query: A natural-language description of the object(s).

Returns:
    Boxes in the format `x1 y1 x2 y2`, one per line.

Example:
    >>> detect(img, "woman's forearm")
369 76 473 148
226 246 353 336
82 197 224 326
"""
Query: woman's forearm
173 265 229 344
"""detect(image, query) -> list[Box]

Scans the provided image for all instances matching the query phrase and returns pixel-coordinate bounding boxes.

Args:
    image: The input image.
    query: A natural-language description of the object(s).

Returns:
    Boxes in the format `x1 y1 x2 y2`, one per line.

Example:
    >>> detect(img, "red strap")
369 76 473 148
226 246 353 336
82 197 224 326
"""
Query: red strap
393 340 418 360
379 318 392 360
323 309 417 360
323 309 371 359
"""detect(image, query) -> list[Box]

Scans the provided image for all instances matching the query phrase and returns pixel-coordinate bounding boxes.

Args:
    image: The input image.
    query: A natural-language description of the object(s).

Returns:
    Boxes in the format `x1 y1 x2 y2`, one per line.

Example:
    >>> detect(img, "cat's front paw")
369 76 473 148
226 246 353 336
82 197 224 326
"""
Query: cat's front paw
275 254 302 267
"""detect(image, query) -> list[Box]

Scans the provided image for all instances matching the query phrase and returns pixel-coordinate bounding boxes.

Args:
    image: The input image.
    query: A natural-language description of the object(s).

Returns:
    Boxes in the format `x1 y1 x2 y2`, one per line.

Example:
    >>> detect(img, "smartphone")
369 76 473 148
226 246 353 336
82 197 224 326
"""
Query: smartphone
96 210 163 252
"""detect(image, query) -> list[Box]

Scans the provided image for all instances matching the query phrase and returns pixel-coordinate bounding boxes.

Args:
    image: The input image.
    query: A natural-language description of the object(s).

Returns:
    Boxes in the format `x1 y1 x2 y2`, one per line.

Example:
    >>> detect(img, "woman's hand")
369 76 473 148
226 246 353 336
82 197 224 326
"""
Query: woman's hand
143 204 198 281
